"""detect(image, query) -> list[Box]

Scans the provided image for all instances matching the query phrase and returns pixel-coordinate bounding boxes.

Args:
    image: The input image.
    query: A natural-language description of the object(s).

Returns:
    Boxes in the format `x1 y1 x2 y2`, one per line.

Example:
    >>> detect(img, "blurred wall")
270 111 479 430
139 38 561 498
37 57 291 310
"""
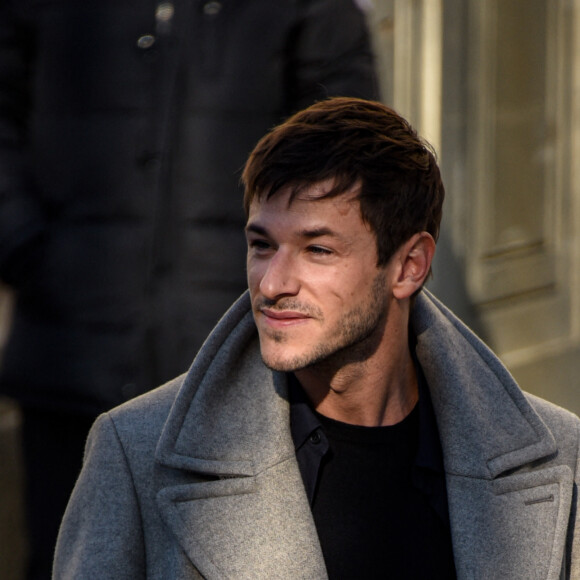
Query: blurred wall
370 0 580 413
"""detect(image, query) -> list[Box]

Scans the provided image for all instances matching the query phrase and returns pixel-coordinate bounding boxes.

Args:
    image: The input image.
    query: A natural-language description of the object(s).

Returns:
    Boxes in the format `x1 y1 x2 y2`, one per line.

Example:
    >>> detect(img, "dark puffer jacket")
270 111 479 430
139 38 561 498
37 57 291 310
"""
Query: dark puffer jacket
0 0 379 414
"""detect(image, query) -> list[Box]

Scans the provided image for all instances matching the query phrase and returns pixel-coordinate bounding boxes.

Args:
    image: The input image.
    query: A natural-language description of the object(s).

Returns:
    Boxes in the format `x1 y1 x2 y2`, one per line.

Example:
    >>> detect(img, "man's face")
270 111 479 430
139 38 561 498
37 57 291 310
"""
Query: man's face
246 180 395 372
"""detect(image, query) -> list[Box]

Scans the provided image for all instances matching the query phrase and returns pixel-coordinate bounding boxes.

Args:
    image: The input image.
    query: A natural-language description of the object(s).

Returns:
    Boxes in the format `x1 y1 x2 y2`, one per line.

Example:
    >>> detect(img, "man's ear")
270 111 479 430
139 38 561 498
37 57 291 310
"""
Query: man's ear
391 232 436 300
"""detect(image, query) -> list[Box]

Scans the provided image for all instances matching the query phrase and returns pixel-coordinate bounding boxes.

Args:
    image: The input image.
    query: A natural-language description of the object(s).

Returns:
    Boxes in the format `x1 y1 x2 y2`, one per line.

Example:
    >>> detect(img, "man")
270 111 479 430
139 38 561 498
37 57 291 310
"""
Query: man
54 98 580 579
0 1 378 576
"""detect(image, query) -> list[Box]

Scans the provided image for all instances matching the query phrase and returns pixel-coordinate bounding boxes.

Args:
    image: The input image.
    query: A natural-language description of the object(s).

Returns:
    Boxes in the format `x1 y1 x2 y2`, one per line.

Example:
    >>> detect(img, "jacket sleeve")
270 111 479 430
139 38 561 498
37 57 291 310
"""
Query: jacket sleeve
285 0 380 113
53 413 146 579
0 0 46 286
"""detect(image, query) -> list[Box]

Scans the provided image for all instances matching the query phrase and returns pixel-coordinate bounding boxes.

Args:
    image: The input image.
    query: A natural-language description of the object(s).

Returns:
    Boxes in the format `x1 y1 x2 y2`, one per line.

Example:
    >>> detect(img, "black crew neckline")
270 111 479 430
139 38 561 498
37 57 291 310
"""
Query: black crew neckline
313 403 419 444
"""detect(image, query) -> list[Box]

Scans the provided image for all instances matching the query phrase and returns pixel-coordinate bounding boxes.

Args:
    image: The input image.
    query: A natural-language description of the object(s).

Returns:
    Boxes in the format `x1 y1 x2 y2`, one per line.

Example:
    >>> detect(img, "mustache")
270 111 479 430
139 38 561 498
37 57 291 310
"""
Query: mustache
254 298 323 319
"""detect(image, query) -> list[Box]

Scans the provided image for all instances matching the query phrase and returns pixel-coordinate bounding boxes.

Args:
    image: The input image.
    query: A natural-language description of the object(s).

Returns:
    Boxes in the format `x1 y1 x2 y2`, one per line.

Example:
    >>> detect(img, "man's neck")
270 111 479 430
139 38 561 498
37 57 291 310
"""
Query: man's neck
294 342 418 427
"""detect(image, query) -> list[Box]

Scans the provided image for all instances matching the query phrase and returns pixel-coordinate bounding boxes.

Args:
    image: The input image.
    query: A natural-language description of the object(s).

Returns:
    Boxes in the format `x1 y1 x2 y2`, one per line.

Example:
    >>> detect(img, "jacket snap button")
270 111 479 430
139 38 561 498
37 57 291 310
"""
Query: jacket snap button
309 431 322 445
136 34 156 50
156 2 174 23
203 1 222 16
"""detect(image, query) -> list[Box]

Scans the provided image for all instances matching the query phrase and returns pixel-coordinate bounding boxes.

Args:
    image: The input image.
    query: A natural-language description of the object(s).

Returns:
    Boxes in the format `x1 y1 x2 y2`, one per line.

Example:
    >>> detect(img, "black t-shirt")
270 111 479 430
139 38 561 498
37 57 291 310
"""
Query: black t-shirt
310 406 456 579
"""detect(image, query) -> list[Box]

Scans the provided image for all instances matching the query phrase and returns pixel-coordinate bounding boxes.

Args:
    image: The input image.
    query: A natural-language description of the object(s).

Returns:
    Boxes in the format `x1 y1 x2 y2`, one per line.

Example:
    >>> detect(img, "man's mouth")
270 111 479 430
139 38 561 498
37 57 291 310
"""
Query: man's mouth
259 308 311 328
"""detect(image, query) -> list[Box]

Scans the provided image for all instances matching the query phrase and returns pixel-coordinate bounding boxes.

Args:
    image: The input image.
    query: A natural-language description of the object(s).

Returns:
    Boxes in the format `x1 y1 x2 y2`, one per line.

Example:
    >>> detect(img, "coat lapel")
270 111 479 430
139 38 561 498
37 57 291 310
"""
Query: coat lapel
156 458 326 579
153 294 327 579
446 466 573 580
414 291 574 580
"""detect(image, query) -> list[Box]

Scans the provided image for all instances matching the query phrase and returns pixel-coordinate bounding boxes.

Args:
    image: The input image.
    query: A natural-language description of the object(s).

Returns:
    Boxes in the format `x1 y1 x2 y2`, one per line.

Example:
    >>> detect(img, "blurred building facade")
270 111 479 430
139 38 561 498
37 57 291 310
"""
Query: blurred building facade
369 0 580 414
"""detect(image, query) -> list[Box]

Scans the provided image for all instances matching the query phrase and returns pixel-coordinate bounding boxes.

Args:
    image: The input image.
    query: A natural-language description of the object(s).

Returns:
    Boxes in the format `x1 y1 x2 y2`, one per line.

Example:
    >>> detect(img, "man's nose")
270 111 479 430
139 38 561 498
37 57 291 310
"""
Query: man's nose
259 249 300 299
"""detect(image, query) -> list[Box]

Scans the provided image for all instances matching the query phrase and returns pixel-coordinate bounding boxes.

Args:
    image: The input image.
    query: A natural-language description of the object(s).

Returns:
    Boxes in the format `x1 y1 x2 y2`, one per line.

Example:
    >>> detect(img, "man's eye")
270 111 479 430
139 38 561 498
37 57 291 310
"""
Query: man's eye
249 239 271 250
308 245 332 256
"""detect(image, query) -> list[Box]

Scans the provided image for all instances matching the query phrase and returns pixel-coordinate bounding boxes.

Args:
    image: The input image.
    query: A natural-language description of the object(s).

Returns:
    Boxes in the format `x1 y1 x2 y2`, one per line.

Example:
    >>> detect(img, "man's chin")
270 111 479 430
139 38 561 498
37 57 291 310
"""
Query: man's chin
259 349 308 373
260 356 300 373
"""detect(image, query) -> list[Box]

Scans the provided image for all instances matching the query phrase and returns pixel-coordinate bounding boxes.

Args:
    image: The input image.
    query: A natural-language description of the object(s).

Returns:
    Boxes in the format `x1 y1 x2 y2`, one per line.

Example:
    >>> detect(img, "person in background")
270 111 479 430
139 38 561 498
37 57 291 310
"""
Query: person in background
54 97 580 579
0 2 379 577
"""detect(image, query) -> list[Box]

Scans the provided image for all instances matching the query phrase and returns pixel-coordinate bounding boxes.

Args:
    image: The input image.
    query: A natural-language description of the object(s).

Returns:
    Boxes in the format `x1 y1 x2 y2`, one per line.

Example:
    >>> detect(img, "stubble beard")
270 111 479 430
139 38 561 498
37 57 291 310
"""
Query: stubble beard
259 270 389 372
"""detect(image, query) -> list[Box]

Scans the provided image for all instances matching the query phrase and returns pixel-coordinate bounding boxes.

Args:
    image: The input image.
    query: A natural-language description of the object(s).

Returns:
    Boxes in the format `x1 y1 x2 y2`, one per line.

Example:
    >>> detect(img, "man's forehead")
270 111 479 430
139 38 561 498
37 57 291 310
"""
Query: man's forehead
245 183 372 243
249 179 361 212
247 196 358 231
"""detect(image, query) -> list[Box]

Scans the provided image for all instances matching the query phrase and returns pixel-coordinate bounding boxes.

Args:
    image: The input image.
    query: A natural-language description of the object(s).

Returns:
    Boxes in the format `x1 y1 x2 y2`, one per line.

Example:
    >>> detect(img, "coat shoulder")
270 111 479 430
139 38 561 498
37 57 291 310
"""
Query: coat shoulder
525 392 580 464
525 392 580 430
104 374 186 445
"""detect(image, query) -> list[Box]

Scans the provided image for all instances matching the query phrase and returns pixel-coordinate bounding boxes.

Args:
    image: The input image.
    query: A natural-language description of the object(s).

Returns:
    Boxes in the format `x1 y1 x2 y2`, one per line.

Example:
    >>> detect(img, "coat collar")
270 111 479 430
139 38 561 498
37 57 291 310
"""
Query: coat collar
159 289 560 480
155 293 293 478
154 290 571 579
414 290 572 580
412 290 558 478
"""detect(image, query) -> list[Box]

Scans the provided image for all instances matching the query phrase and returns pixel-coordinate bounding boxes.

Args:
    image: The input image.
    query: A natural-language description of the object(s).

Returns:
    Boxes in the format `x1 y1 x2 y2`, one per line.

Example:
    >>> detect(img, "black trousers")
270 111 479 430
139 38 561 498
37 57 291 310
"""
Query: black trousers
20 407 96 580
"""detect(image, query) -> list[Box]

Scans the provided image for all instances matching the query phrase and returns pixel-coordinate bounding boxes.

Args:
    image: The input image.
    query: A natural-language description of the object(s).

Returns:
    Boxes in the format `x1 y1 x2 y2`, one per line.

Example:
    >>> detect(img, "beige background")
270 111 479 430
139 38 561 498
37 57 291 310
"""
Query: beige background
369 0 580 414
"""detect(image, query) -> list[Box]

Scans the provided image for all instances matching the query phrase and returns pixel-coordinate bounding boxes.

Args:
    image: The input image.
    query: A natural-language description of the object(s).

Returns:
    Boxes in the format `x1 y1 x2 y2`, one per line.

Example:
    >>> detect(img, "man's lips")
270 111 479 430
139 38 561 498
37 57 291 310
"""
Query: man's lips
259 308 311 327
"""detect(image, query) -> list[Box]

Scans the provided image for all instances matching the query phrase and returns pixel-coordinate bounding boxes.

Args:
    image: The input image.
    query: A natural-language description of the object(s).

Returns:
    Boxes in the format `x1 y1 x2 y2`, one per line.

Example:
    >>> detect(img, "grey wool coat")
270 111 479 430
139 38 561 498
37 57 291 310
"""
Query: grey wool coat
53 290 580 579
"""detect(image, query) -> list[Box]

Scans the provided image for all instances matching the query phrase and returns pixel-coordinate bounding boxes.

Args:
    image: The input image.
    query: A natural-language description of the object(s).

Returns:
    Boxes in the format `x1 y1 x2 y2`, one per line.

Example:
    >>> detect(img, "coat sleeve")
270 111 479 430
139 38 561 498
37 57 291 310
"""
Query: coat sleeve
53 413 146 579
565 420 580 578
285 0 380 113
0 0 46 286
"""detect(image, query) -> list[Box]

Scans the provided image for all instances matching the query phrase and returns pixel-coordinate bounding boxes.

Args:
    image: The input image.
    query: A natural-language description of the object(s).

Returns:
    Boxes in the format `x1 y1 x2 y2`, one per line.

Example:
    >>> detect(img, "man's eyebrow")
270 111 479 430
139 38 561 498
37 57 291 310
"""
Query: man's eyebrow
245 223 344 240
245 223 268 236
299 227 337 239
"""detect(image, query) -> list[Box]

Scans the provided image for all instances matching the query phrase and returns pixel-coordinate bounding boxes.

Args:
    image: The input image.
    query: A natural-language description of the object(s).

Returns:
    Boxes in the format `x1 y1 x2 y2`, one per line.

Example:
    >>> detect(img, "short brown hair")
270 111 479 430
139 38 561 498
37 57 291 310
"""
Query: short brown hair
242 97 444 266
